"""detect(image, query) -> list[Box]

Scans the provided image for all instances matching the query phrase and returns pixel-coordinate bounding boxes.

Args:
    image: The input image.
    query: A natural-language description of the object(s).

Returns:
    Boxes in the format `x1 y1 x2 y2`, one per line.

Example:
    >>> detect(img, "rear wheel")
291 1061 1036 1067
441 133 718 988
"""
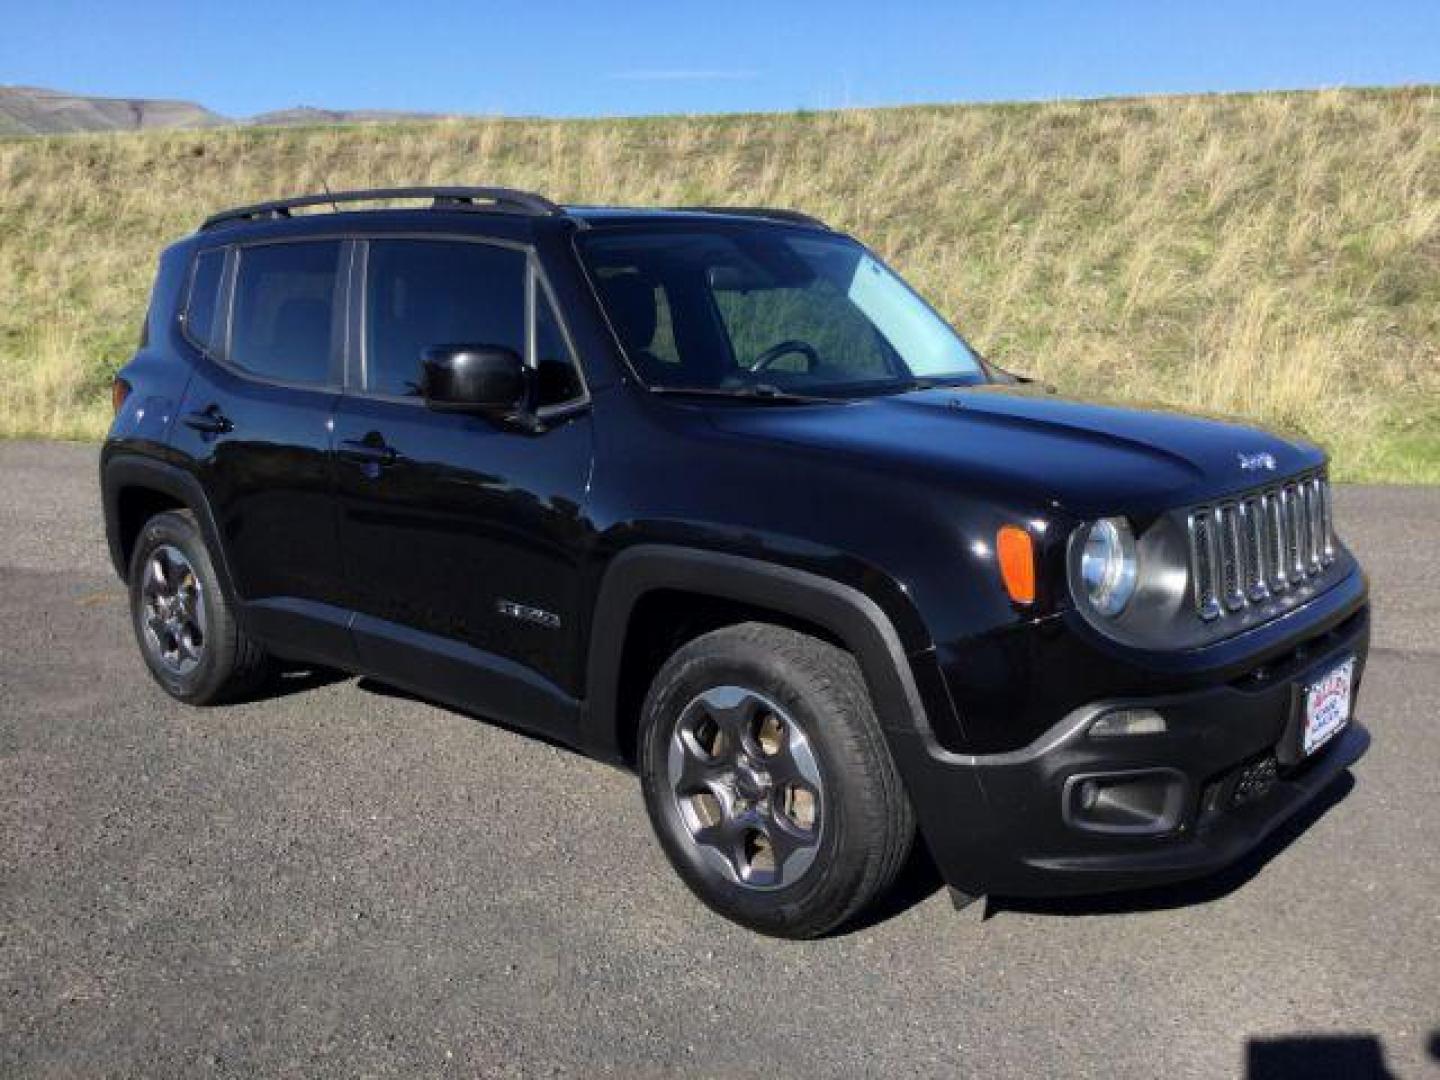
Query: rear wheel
128 510 271 704
639 622 915 938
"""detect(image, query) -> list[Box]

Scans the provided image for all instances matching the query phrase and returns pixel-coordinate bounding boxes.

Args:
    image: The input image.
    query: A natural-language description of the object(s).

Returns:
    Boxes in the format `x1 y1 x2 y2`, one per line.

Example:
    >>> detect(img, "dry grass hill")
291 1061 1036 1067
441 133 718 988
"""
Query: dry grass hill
0 86 1436 480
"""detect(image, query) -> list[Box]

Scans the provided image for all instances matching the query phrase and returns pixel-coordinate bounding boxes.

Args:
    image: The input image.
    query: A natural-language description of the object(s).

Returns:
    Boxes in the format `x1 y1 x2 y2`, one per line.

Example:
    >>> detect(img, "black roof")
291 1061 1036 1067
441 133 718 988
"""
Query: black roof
198 186 827 233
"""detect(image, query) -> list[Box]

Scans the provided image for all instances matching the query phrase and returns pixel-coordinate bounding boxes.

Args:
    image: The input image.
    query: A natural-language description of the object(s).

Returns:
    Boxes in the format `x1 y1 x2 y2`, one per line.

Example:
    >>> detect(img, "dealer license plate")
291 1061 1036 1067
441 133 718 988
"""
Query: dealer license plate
1301 657 1354 757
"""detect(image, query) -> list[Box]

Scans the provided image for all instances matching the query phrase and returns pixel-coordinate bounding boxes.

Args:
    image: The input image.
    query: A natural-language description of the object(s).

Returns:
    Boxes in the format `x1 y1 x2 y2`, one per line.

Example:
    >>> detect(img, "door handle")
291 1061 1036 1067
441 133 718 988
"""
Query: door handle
182 405 233 435
339 438 399 466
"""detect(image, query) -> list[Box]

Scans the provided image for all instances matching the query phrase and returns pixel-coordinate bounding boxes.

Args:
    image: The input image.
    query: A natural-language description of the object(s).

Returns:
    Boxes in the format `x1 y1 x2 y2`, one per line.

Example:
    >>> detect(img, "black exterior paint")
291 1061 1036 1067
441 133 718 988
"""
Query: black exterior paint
101 204 1371 899
330 394 594 694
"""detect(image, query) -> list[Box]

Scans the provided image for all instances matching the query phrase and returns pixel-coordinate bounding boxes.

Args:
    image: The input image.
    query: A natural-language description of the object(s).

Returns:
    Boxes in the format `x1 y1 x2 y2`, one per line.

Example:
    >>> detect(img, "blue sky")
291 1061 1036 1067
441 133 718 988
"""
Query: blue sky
2 0 1437 118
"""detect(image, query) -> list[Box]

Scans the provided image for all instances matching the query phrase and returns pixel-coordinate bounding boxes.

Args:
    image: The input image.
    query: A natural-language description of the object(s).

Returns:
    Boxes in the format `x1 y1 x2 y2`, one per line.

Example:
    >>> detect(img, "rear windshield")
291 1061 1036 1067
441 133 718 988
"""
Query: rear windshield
577 227 983 396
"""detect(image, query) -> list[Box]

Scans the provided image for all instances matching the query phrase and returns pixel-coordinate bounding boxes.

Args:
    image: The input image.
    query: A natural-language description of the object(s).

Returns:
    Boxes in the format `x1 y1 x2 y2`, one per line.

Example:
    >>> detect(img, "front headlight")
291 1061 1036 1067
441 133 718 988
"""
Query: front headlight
1078 517 1138 616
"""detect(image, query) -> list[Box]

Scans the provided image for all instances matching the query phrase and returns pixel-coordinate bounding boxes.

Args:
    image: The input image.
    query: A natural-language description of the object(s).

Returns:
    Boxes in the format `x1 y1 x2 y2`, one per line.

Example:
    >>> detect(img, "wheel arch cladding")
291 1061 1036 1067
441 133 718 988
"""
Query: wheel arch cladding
102 455 239 605
583 545 937 764
606 588 848 766
114 486 187 570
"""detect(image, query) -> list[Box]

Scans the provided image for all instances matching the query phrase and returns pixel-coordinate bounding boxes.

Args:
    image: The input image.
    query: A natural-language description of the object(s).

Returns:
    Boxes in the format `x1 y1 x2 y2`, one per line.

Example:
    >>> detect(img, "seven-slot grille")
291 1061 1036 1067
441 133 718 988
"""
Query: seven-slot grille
1186 473 1335 621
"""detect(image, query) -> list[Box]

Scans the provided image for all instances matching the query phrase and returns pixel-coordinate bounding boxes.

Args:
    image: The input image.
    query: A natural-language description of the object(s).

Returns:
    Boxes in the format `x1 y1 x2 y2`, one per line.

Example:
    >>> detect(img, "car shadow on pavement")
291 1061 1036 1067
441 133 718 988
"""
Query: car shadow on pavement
1246 1033 1395 1079
985 770 1356 919
837 843 948 934
263 663 350 699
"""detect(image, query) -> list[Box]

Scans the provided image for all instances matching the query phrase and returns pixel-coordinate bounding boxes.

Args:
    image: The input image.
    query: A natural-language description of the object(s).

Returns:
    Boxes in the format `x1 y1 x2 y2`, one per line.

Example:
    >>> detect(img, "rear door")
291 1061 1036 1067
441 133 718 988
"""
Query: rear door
331 236 593 737
172 238 352 660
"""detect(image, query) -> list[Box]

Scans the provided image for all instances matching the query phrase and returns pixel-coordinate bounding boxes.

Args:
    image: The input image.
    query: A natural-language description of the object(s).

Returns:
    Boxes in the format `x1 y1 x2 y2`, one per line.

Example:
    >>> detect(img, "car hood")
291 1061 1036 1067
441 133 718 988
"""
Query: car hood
702 384 1323 516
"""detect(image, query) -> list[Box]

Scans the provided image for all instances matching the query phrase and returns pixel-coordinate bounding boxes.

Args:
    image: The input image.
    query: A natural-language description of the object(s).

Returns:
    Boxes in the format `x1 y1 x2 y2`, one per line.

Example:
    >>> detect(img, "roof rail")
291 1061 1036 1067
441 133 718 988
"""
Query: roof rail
672 206 829 230
200 186 563 230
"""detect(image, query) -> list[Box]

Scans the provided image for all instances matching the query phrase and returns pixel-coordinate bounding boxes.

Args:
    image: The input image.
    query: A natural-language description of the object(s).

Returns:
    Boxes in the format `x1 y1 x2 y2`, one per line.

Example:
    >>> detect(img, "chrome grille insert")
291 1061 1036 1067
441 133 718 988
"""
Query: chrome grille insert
1305 478 1326 572
1217 505 1245 611
1239 497 1269 603
1264 492 1288 592
1319 479 1335 562
1290 483 1313 584
1187 473 1335 621
1186 510 1222 621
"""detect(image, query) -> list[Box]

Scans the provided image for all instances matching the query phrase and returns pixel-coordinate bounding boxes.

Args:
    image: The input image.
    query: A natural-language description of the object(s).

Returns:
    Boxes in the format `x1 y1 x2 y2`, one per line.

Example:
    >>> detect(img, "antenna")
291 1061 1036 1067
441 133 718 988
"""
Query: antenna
320 179 340 213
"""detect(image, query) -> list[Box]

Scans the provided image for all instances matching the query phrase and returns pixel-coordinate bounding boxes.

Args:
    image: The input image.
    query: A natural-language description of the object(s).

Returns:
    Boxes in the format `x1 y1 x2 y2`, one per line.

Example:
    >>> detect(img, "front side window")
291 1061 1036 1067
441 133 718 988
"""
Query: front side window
182 248 226 353
364 239 585 408
365 240 526 398
229 241 341 384
578 228 984 396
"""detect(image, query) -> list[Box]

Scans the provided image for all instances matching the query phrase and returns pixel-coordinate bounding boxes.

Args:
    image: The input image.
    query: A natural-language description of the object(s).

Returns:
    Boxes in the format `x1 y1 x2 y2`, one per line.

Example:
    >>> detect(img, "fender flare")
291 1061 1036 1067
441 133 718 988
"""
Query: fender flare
101 454 239 605
583 543 1001 896
581 544 938 762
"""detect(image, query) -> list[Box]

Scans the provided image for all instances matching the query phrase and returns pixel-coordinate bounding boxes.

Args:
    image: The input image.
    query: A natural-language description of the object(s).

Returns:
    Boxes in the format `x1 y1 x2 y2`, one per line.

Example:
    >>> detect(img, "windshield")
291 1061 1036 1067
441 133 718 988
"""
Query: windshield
577 227 985 396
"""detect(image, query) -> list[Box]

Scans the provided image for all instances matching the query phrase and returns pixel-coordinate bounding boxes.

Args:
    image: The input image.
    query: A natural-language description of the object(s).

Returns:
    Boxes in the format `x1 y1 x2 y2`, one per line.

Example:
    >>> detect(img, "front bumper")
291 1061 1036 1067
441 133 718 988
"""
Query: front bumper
895 585 1371 898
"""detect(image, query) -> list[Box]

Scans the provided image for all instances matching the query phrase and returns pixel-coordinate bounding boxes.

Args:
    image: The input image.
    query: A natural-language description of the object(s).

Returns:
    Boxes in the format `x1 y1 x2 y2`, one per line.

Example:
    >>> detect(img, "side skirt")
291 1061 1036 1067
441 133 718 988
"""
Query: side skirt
242 597 584 748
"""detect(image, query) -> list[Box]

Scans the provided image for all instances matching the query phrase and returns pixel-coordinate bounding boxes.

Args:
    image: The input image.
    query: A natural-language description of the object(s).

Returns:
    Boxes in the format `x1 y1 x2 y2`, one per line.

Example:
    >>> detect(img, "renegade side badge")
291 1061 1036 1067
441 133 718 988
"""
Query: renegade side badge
496 599 562 629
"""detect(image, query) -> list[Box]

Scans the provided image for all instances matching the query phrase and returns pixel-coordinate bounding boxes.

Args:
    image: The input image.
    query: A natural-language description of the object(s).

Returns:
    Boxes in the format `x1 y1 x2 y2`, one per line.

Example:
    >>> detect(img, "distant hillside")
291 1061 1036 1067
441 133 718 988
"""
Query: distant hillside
0 86 1436 481
245 106 447 128
0 86 447 135
0 85 226 135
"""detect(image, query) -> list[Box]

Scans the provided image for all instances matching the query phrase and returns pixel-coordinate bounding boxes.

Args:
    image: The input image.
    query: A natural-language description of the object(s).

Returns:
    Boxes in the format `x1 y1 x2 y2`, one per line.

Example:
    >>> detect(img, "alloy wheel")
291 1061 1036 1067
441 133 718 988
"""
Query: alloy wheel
666 685 824 890
138 544 207 676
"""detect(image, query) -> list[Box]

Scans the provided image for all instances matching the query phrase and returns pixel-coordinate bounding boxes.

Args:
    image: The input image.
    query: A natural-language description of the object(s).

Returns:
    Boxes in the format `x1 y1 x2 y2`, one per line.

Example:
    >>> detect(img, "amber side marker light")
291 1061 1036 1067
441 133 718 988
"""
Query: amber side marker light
996 525 1036 605
111 377 131 416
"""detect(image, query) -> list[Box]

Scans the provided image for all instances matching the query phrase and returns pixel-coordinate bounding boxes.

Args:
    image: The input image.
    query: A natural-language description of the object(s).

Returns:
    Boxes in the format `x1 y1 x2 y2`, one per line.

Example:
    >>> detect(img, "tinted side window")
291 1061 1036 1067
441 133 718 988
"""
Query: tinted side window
366 240 525 397
183 248 226 353
534 282 584 407
230 241 341 385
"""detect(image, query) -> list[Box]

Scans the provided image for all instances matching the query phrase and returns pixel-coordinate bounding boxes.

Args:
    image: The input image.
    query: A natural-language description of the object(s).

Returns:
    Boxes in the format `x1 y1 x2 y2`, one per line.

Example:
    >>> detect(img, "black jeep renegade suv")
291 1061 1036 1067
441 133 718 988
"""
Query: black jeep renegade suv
101 186 1370 937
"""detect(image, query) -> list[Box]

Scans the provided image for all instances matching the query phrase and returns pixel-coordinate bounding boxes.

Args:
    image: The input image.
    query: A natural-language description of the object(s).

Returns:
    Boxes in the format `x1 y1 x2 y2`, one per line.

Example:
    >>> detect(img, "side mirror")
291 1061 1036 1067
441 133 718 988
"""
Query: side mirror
420 344 527 417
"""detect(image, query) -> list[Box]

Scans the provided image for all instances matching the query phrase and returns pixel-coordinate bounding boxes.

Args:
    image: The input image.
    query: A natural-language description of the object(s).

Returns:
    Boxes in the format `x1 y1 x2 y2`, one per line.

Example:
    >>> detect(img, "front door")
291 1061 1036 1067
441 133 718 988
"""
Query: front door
331 237 593 739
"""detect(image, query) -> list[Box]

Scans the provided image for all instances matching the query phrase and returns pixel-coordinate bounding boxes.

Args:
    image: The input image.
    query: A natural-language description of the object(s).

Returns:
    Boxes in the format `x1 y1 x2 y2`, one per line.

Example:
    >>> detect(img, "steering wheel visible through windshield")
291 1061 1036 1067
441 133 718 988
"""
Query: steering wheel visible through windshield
577 226 986 398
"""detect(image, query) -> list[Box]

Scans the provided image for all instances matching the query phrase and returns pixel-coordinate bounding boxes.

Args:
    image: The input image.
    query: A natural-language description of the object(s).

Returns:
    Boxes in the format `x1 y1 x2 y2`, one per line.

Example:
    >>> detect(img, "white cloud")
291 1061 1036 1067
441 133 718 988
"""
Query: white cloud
607 69 760 82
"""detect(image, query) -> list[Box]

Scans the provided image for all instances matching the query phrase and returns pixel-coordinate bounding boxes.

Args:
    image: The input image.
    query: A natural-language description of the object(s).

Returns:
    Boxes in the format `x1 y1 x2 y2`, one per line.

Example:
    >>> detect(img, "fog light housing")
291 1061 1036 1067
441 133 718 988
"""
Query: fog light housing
1063 768 1188 834
1088 707 1166 738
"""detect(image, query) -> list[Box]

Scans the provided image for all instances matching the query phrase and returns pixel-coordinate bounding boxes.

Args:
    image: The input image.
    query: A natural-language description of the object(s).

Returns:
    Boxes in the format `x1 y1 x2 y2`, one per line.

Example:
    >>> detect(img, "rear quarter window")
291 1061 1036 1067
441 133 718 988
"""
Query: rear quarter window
229 241 342 385
181 248 226 353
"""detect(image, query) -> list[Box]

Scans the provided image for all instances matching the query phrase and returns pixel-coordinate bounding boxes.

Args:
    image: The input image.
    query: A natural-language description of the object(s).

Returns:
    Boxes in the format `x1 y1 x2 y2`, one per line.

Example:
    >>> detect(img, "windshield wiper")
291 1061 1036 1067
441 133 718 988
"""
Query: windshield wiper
647 384 835 404
899 375 986 391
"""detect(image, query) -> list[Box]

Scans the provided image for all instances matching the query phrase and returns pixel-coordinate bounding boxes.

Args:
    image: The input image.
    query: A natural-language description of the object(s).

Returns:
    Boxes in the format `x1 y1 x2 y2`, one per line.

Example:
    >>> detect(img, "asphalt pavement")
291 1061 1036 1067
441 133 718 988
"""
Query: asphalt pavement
1 441 1436 1077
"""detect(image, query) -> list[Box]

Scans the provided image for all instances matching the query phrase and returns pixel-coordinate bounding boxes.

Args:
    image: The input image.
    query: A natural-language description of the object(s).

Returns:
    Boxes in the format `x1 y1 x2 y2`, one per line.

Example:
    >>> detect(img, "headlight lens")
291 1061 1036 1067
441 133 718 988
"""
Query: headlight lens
1079 517 1138 616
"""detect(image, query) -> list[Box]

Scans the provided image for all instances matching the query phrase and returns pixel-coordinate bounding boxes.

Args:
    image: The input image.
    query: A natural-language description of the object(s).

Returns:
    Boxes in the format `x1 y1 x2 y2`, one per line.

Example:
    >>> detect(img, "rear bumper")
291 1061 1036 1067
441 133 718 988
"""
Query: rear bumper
896 592 1370 898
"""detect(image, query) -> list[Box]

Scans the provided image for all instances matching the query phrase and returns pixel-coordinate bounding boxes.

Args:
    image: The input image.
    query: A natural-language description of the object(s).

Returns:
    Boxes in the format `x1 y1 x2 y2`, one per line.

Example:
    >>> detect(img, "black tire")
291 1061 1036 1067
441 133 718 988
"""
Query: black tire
127 509 271 704
639 622 915 938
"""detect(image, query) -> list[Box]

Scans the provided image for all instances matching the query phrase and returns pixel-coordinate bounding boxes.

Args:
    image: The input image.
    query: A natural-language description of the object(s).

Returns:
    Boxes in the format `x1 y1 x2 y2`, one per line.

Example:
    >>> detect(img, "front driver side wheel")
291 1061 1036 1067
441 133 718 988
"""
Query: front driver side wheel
639 622 915 938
